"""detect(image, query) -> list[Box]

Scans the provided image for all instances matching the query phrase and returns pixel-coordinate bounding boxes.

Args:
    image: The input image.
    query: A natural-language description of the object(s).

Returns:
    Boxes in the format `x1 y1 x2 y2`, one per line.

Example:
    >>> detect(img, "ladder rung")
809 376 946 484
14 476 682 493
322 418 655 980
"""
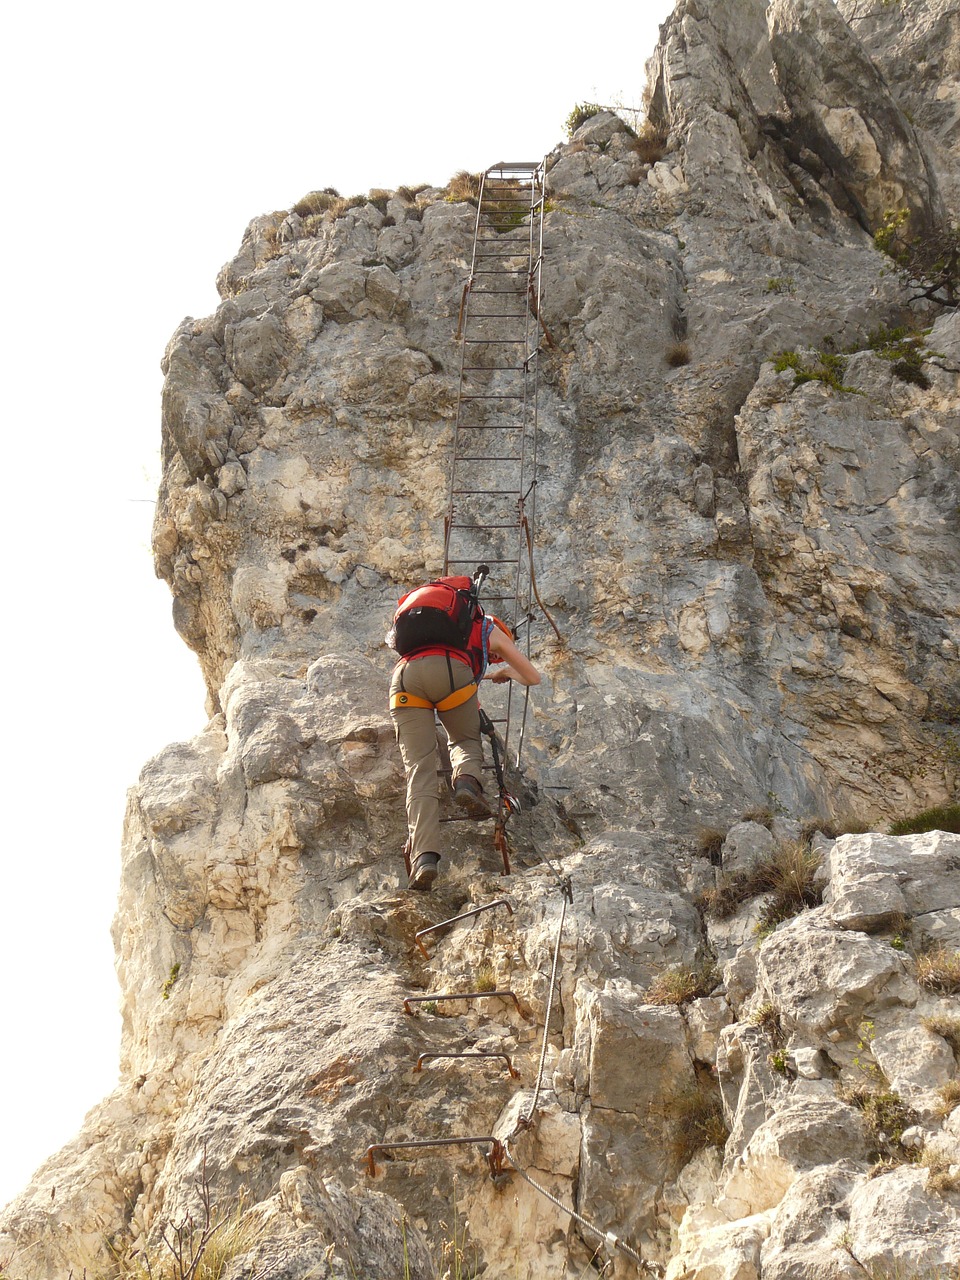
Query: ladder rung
463 339 526 344
448 523 521 530
460 395 524 401
446 558 519 565
364 1136 505 1178
452 487 521 494
473 269 527 274
415 899 514 958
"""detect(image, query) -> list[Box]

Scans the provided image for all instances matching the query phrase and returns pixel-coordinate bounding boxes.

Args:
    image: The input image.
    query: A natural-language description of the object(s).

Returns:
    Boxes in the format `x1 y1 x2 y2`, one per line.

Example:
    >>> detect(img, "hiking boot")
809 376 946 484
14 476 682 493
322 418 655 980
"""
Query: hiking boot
407 852 440 891
453 773 492 818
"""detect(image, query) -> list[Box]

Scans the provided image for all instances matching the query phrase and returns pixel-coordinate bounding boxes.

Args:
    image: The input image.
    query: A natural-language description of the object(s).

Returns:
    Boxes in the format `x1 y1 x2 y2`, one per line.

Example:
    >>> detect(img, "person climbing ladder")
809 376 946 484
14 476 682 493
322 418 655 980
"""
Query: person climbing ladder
388 568 541 890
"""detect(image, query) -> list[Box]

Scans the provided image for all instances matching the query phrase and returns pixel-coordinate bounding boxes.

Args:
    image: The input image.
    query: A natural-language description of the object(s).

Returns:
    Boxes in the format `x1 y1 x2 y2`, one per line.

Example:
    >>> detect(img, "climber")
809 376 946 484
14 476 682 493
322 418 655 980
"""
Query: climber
388 574 541 891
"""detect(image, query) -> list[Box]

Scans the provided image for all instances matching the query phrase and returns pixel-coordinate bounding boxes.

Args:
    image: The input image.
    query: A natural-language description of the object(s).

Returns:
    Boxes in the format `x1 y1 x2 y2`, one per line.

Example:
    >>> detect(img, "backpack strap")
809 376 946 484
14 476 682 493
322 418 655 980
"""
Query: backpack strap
475 615 496 681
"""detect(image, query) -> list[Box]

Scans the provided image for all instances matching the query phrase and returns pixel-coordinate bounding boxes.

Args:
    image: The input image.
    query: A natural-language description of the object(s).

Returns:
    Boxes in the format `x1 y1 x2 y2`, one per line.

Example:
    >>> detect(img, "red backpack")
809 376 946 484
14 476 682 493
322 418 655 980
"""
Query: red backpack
391 576 482 657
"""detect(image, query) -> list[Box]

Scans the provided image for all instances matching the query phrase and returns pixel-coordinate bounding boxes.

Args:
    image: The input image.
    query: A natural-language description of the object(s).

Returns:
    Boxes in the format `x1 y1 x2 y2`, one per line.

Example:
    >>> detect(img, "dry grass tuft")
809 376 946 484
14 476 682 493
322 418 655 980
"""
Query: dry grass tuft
922 1148 960 1195
475 963 497 993
749 1002 785 1046
696 826 726 865
445 171 481 204
935 1080 960 1119
645 961 719 1007
368 188 393 213
292 188 340 217
666 341 691 367
653 1074 728 1168
799 815 873 841
917 947 960 995
742 807 775 830
630 122 669 165
921 1014 960 1055
699 839 823 930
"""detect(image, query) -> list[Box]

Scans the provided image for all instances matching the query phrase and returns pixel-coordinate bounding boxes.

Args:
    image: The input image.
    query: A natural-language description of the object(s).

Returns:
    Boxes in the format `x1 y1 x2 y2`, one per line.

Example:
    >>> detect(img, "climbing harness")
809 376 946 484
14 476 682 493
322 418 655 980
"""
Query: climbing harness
389 682 478 713
371 162 653 1274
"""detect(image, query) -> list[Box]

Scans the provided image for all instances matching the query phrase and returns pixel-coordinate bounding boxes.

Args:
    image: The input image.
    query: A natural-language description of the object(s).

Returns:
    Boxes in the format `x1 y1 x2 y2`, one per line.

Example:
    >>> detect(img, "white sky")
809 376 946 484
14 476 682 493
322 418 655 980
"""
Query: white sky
1 0 675 1211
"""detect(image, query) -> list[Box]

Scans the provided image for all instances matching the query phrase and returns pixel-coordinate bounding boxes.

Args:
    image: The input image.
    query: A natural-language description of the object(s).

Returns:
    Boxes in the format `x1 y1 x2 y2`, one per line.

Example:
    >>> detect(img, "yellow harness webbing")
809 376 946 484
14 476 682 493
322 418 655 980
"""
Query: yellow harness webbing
390 682 478 713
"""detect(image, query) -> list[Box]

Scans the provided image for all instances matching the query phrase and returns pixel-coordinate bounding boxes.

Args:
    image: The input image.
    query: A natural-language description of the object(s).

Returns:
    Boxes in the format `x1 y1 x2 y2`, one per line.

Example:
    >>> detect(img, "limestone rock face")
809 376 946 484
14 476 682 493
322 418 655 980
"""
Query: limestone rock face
3 1 960 1278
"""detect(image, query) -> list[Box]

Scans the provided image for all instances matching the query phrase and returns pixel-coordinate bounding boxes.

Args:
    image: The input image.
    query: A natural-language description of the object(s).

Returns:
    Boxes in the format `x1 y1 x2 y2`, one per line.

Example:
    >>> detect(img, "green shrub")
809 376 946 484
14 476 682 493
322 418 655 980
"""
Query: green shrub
842 1083 920 1163
769 1048 790 1076
772 348 861 394
566 102 605 137
889 804 960 836
161 962 181 1001
874 208 960 308
852 322 935 387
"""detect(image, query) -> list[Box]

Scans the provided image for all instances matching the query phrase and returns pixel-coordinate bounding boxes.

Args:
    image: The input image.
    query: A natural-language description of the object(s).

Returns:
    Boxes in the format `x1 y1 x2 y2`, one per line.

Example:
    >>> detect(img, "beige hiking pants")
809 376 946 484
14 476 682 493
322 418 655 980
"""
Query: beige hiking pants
390 653 485 859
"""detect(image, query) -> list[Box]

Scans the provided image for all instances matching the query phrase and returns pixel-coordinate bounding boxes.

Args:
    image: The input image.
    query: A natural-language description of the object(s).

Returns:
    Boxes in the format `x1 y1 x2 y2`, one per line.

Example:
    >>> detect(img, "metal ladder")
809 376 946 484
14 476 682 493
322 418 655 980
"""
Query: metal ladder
366 165 653 1274
385 163 550 1163
444 160 547 776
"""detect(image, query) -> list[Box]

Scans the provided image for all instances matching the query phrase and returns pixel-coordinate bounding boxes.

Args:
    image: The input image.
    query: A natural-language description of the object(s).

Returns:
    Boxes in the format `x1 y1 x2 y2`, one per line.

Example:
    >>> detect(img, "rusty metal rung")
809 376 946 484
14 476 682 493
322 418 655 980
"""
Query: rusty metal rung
364 1136 507 1177
415 1052 521 1079
415 898 515 958
403 990 526 1017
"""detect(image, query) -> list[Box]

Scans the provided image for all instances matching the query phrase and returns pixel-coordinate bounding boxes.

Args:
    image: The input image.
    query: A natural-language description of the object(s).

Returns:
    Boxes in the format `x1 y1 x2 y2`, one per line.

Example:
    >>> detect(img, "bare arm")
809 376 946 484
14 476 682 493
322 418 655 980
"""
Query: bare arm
485 628 541 686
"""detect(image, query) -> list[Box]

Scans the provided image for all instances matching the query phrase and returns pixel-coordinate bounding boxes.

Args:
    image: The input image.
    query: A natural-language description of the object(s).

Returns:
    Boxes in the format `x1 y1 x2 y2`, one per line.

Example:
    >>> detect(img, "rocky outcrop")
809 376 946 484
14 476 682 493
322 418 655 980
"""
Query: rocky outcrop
2 1 959 1278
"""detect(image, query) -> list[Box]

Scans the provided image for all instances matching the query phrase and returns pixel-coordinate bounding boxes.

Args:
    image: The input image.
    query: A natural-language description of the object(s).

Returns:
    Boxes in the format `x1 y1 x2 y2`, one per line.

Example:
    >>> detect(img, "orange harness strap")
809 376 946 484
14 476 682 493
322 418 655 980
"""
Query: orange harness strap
390 682 478 713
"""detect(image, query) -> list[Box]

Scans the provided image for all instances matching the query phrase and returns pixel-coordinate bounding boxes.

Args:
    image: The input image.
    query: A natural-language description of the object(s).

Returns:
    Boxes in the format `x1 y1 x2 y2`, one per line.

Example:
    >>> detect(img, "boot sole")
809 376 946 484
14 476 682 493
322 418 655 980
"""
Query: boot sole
454 790 493 819
407 859 439 891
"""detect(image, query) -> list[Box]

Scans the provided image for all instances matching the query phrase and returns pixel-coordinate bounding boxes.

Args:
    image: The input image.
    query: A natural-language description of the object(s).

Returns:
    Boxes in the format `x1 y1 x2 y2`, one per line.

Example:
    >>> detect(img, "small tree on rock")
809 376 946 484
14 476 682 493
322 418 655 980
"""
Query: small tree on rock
875 209 960 308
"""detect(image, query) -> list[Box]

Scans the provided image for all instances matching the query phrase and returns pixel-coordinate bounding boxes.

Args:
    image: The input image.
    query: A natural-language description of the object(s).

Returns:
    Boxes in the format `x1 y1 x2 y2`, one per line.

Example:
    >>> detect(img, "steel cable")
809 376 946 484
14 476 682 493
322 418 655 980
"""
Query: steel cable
502 1141 662 1276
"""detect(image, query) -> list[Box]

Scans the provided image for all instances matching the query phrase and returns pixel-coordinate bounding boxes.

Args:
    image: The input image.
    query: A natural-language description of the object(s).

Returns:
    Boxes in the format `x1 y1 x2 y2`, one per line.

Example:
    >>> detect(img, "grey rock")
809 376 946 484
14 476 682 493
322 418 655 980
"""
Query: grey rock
822 832 960 930
722 821 776 875
573 111 632 147
720 1098 868 1216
